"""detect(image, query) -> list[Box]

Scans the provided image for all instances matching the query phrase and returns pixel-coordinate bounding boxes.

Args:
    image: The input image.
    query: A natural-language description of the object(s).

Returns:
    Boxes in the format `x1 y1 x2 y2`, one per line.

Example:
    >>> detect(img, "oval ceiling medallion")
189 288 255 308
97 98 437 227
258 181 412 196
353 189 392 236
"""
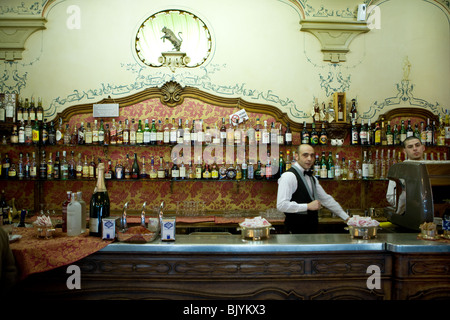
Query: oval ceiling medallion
135 10 212 70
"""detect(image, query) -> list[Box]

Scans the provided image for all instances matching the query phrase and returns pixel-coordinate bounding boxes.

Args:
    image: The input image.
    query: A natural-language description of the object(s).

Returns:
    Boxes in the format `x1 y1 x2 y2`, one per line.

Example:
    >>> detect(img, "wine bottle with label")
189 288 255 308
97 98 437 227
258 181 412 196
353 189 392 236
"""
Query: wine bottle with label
89 162 110 237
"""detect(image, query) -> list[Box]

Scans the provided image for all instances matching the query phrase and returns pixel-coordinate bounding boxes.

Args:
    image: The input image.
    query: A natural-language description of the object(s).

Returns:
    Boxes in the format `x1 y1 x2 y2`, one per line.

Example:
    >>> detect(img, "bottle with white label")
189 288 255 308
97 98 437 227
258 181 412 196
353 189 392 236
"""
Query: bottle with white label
362 151 369 180
67 192 82 236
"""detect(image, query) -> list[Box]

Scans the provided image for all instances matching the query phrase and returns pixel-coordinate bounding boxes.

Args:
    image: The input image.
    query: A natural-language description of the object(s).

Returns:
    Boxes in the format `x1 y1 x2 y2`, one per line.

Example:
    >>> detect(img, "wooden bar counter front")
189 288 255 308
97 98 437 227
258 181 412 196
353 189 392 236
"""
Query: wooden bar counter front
11 233 450 300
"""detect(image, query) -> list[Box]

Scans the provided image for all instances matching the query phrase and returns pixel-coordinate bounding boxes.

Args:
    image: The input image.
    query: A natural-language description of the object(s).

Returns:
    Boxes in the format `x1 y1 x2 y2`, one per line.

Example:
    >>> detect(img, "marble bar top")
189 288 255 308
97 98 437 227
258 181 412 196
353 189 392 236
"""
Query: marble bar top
99 233 450 254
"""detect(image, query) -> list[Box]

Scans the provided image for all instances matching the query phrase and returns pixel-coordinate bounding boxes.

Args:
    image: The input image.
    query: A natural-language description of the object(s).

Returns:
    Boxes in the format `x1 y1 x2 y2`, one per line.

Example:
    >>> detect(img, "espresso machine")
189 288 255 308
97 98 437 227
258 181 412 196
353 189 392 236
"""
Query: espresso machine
386 161 434 231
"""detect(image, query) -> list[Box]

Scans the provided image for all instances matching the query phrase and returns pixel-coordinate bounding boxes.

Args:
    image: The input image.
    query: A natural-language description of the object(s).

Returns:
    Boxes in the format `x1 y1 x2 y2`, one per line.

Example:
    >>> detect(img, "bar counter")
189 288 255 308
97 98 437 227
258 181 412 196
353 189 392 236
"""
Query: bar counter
11 231 450 300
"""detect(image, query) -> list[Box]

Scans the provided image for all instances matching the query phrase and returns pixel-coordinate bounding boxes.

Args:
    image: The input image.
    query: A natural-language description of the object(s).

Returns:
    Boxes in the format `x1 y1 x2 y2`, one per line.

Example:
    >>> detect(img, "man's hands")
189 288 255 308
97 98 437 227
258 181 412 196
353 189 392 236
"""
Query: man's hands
307 200 322 211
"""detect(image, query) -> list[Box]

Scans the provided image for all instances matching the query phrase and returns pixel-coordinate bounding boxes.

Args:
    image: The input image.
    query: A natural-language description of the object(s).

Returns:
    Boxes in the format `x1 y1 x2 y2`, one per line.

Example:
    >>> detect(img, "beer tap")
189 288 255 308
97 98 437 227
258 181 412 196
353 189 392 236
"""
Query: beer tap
140 201 147 228
121 201 129 232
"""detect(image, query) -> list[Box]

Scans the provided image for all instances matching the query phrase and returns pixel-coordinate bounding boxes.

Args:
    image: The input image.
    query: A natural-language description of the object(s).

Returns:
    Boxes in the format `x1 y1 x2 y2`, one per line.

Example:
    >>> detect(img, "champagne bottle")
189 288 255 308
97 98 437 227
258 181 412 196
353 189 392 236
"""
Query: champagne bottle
89 162 110 237
131 153 140 179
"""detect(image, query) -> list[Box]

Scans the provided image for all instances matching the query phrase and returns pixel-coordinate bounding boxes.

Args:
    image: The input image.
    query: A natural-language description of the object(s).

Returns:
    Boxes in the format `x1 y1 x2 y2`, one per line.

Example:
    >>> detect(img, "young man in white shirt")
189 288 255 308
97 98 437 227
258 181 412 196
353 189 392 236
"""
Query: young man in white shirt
277 144 349 233
386 136 425 213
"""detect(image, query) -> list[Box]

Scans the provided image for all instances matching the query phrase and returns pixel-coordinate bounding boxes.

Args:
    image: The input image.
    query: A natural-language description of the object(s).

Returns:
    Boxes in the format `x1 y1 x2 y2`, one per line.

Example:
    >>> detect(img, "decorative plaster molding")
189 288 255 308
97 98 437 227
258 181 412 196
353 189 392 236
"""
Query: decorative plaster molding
300 19 369 63
0 17 47 61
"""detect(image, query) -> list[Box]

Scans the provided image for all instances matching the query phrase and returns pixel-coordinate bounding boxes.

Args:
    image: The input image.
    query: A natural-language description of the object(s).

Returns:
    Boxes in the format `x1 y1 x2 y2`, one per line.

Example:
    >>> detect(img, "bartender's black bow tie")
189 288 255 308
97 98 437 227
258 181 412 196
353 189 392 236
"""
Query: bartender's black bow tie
304 170 313 177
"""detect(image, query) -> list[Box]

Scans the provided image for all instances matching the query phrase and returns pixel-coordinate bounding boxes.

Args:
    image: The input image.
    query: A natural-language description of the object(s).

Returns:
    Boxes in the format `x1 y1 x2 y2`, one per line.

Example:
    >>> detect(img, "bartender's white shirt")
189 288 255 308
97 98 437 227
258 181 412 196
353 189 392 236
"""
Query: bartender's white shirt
276 162 349 220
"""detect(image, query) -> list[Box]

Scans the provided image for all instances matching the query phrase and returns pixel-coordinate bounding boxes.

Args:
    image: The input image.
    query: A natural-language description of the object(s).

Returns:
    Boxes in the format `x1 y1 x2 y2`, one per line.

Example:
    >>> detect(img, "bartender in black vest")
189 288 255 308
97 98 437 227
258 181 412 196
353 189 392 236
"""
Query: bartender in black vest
277 144 349 233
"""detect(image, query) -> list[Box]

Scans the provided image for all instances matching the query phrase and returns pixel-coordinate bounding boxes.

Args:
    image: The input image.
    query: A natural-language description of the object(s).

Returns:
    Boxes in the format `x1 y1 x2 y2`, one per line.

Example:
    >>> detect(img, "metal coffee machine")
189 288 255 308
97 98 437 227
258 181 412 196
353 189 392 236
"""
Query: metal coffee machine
386 161 434 231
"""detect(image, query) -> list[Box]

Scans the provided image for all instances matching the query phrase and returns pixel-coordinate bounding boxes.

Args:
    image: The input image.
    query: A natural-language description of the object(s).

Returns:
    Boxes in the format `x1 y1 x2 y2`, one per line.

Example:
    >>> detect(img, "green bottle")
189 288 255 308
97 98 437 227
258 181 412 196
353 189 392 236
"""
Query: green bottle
327 151 334 179
150 119 157 145
136 120 144 145
386 122 393 145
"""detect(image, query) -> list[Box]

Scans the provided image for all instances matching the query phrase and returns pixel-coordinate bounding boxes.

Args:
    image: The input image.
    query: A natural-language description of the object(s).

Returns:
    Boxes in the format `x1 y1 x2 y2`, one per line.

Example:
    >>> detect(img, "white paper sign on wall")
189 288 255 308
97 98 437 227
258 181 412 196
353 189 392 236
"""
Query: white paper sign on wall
93 103 119 117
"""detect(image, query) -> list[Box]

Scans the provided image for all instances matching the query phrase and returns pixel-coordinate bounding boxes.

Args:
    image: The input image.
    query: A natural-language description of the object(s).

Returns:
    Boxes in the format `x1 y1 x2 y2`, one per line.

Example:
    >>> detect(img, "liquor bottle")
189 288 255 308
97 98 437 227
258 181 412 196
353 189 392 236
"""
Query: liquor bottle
170 118 177 145
16 98 23 123
341 157 348 180
374 150 380 179
5 95 15 123
123 119 130 145
413 123 420 139
104 160 114 180
320 151 327 179
247 158 254 180
437 116 446 146
359 119 367 145
11 124 19 144
211 158 219 180
82 156 89 179
218 161 227 179
355 159 362 180
136 120 144 145
84 122 92 144
368 151 374 179
129 119 136 145
115 158 124 179
190 119 197 146
285 150 292 171
28 98 35 122
61 151 68 180
171 153 180 180
32 117 40 145
62 191 71 232
77 122 85 145
183 119 191 145
374 122 381 145
25 120 32 145
381 119 387 146
64 124 71 145
226 162 237 180
350 99 357 120
351 119 359 145
380 149 386 179
406 119 414 138
46 121 55 145
327 151 334 179
68 151 76 179
195 156 203 179
109 119 117 145
76 153 83 179
163 118 170 144
157 157 165 179
425 118 432 146
367 119 373 145
202 163 211 179
393 124 399 145
301 121 310 144
254 118 261 144
226 119 234 146
0 99 5 122
277 123 283 145
156 119 164 145
400 120 407 143
197 119 205 145
220 118 227 145
176 118 184 144
310 123 319 145
47 152 54 180
143 119 150 145
269 122 277 145
17 153 24 180
285 122 292 146
40 119 48 146
92 119 99 145
117 120 123 144
362 151 369 180
334 153 341 180
36 97 44 122
313 154 320 178
386 121 393 146
149 156 157 179
89 162 110 237
39 151 47 179
70 123 78 145
2 153 9 178
89 156 96 180
445 110 450 146
131 153 140 179
432 120 437 146
67 192 82 236
53 151 60 180
319 122 328 145
179 160 186 180
76 191 87 233
338 102 344 122
262 120 270 145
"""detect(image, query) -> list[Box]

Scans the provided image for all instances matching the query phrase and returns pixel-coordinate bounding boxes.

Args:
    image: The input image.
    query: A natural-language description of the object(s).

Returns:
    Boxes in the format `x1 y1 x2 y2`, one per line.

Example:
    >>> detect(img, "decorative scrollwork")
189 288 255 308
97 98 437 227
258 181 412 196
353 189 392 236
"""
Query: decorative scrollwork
160 80 184 106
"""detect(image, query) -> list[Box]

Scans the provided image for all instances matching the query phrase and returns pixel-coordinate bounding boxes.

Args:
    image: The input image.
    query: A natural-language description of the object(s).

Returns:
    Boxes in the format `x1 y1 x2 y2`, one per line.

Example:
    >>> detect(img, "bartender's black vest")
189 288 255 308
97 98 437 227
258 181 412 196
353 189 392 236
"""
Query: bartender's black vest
284 167 319 233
